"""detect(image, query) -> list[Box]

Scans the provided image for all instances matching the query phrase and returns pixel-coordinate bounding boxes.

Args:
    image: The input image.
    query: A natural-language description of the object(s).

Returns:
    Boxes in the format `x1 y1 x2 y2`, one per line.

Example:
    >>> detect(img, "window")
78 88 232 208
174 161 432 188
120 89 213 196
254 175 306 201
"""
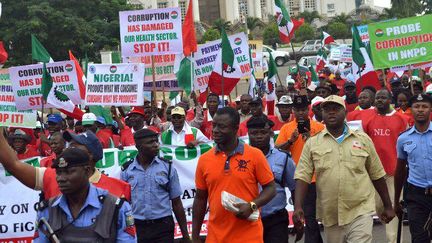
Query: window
239 0 248 18
179 1 187 20
157 2 168 8
304 0 316 11
327 3 335 12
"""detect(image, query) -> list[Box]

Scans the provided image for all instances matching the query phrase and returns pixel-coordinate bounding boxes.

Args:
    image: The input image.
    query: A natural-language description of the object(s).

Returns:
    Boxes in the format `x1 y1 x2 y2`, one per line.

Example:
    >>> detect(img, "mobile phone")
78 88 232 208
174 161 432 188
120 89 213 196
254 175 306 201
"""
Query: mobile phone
297 119 310 134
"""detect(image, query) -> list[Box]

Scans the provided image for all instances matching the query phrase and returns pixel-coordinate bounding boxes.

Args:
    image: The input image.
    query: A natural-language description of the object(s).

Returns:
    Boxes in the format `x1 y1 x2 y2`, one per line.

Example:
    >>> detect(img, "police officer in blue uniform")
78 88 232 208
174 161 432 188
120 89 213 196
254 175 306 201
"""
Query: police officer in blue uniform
120 128 191 243
394 93 432 242
35 147 137 243
247 116 296 243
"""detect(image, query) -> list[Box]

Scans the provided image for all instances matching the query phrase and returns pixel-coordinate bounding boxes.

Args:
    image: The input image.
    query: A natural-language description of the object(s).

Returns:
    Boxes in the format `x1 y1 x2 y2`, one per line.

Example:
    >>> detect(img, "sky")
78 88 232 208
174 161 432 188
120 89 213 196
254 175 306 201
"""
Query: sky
374 0 391 8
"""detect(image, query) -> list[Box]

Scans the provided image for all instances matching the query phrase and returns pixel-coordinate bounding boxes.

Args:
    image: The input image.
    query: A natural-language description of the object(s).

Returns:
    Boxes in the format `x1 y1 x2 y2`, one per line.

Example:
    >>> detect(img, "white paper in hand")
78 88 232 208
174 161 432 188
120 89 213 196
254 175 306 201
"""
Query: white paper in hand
221 191 259 221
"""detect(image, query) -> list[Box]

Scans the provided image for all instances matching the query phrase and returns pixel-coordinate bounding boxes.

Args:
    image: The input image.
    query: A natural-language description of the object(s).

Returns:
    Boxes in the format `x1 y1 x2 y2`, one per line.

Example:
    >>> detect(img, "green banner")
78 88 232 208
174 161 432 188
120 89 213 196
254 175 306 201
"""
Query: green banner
368 14 432 69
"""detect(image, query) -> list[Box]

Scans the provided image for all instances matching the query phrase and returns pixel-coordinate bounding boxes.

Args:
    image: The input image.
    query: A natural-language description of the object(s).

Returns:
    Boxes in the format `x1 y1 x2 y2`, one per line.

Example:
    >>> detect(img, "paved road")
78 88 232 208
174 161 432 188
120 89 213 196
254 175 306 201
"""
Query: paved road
291 223 412 243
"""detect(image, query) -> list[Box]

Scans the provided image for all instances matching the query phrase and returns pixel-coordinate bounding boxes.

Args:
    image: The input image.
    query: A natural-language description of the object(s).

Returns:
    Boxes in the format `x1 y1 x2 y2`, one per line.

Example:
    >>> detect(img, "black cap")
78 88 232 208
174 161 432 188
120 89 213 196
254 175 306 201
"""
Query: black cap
344 82 356 88
134 128 158 141
292 95 310 108
246 115 274 129
315 83 332 91
409 93 432 106
52 147 90 169
249 97 262 105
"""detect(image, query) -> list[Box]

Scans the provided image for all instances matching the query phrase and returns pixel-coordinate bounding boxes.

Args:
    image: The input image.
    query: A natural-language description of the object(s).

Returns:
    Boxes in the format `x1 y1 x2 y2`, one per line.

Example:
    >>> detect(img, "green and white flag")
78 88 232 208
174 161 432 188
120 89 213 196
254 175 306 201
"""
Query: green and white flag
41 63 79 114
31 35 53 63
174 55 193 96
266 50 278 101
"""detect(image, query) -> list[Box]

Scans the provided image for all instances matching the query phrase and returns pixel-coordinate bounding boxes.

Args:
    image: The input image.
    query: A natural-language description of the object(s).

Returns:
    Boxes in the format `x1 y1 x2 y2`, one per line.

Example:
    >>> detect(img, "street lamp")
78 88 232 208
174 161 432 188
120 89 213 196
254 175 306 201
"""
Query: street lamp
240 2 249 36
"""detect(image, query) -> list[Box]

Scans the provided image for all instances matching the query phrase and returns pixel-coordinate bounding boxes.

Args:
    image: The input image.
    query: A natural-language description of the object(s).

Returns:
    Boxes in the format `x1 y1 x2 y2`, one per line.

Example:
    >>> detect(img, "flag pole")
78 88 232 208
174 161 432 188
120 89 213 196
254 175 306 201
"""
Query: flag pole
221 51 225 108
408 65 414 95
286 26 305 89
191 53 195 98
151 55 157 115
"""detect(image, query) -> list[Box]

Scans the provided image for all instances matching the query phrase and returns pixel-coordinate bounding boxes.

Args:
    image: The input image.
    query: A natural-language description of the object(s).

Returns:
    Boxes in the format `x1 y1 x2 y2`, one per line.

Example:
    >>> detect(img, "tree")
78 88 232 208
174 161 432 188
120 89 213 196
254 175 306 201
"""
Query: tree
212 18 232 32
201 28 221 43
421 0 432 14
293 23 315 42
327 22 350 39
297 11 321 24
387 0 421 18
332 13 351 24
0 0 135 66
263 22 279 45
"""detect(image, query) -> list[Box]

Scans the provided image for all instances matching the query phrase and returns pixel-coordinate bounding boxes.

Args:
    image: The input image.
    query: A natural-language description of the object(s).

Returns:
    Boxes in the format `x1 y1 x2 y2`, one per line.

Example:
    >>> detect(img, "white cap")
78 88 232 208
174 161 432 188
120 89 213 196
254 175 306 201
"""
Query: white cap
82 113 97 126
277 95 293 105
235 95 241 102
35 121 42 129
426 84 432 94
311 96 325 107
286 77 295 85
411 76 421 82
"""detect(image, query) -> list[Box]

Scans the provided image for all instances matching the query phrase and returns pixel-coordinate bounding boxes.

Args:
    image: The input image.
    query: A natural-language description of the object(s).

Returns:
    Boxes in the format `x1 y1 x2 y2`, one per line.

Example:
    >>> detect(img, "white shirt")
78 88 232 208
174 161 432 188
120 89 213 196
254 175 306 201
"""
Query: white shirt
162 122 210 146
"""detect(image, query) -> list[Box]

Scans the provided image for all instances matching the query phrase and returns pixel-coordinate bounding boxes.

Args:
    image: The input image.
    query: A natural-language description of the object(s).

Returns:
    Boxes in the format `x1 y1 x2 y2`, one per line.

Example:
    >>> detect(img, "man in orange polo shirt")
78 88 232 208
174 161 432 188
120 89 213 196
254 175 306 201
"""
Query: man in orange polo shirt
192 107 276 243
276 95 325 243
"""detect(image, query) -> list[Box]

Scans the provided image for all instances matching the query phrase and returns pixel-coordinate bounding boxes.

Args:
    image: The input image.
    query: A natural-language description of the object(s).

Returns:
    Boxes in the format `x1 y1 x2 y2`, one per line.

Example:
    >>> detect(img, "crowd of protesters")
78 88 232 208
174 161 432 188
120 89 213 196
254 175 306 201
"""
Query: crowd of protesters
1 65 432 243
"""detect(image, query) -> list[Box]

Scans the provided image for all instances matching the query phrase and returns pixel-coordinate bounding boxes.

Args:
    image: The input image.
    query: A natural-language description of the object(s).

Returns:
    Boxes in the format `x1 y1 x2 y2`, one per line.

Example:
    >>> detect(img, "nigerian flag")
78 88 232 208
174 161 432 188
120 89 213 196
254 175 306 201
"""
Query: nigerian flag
31 35 53 63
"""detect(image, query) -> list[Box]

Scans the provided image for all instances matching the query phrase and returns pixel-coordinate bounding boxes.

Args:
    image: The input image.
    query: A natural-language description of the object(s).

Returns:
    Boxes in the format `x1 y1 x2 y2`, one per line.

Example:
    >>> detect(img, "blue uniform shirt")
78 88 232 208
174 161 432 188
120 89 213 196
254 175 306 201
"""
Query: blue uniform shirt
261 147 296 218
120 157 182 220
35 184 136 243
396 122 432 188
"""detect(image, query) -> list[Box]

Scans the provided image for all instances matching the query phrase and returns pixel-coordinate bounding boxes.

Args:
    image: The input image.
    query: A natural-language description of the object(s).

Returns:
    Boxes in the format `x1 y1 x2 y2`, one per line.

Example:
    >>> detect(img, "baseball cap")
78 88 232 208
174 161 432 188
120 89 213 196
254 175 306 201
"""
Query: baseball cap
315 83 332 92
321 95 346 110
390 77 401 84
311 96 325 107
10 129 31 143
292 95 310 108
235 95 241 102
247 115 274 129
409 93 432 106
307 83 317 91
171 106 186 116
47 114 62 124
249 97 263 105
95 116 106 125
286 77 295 85
277 95 293 105
426 84 432 94
35 121 42 129
82 113 97 126
412 76 421 82
63 130 103 162
52 147 90 169
344 82 356 89
127 106 145 117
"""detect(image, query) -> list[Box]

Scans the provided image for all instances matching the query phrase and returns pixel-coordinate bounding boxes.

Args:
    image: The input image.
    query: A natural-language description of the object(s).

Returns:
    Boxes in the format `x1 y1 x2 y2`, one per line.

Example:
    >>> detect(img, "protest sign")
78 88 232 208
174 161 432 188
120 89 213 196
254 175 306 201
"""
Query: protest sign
357 25 370 46
390 61 432 73
0 158 40 243
119 8 183 57
85 64 145 106
9 61 80 110
368 14 432 69
329 46 341 61
143 80 182 91
249 40 264 79
123 54 176 82
340 46 353 63
193 32 251 91
0 69 37 128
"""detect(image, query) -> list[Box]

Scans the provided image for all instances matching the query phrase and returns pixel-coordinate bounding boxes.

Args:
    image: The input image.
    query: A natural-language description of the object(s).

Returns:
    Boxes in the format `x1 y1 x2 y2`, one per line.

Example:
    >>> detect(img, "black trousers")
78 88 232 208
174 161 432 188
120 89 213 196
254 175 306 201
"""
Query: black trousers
303 183 323 243
262 209 289 243
406 183 432 243
136 216 174 243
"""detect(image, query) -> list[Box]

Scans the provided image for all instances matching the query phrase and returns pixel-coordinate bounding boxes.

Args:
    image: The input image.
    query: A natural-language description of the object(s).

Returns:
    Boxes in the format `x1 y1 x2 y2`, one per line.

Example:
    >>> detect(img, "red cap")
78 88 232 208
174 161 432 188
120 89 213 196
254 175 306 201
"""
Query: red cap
127 106 145 117
319 73 326 78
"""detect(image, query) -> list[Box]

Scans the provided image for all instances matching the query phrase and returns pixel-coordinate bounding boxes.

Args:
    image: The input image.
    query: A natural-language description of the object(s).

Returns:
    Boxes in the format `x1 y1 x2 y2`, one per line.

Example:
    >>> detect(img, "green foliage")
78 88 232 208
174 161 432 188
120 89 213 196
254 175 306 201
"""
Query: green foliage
293 23 315 42
263 22 279 45
0 0 134 66
327 22 350 39
201 28 221 43
332 13 351 23
421 0 432 14
297 11 321 23
382 0 422 18
212 18 232 32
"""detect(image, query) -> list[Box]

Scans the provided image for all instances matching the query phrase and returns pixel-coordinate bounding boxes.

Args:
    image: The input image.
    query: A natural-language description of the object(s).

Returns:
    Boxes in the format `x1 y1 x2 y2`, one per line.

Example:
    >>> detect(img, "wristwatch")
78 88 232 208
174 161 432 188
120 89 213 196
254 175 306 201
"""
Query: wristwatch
249 201 258 211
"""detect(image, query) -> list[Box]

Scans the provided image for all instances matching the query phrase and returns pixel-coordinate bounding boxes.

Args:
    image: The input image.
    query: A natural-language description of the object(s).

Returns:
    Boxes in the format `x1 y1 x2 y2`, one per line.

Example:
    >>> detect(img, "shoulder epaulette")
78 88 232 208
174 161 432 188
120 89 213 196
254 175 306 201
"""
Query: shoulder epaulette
121 158 135 171
158 156 172 164
276 148 292 157
399 127 412 136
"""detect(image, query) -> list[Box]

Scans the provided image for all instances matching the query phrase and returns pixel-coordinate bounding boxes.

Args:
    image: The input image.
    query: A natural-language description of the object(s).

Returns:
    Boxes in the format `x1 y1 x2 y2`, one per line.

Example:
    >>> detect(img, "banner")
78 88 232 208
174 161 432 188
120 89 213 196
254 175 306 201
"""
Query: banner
85 63 145 106
193 32 251 91
339 46 353 63
119 8 183 57
390 61 432 73
357 25 370 46
9 61 80 110
143 80 182 91
249 40 264 79
0 141 294 241
368 14 432 69
123 54 177 82
0 157 41 243
0 69 37 128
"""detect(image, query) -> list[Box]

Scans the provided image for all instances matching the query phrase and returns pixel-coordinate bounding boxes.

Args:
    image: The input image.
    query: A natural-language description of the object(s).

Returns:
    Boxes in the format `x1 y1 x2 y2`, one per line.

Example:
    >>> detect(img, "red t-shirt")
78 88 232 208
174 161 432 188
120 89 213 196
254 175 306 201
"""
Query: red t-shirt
332 78 346 96
345 101 359 113
200 111 214 139
362 110 408 175
17 146 40 160
96 128 114 148
119 127 135 146
43 168 131 201
346 108 375 122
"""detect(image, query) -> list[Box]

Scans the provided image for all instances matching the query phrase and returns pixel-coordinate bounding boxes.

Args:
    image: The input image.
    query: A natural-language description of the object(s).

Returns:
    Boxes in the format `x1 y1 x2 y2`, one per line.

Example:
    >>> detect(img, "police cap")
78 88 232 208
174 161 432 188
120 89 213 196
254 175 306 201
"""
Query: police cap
133 128 158 141
52 147 90 169
292 95 310 108
246 115 274 129
409 93 432 106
